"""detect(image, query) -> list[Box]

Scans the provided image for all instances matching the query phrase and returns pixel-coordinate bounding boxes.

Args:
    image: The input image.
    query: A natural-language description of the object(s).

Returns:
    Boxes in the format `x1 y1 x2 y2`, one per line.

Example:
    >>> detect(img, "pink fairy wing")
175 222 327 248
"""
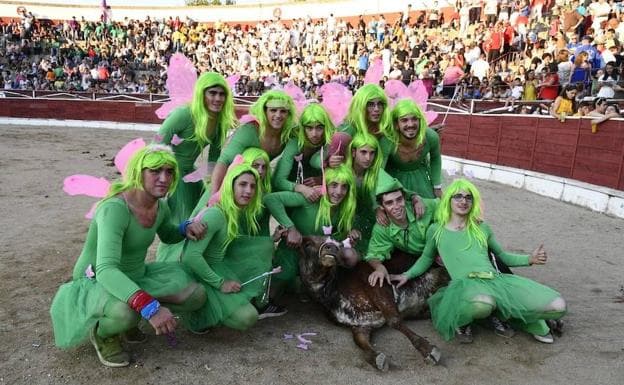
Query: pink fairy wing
114 138 146 175
424 110 439 125
407 80 429 108
384 80 410 107
85 202 99 219
284 81 308 114
364 59 383 84
239 114 259 125
319 82 352 126
63 175 110 198
183 162 208 183
226 74 240 90
156 53 197 119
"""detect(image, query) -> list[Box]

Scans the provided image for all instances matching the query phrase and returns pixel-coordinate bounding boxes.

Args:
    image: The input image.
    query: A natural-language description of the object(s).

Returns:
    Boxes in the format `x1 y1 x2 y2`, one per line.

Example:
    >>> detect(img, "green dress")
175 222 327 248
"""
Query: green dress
50 198 193 348
405 222 564 341
180 206 267 330
385 128 442 199
156 106 223 260
263 191 345 291
272 138 322 192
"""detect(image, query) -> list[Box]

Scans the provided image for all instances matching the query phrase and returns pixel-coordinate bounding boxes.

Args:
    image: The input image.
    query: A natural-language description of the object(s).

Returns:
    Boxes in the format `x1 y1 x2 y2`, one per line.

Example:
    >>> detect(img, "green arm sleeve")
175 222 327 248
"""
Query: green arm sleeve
181 210 226 288
405 224 436 279
156 202 185 244
484 224 530 267
364 224 395 262
216 123 258 165
427 128 442 186
94 201 141 302
272 139 300 192
157 107 188 144
263 191 307 229
309 147 323 170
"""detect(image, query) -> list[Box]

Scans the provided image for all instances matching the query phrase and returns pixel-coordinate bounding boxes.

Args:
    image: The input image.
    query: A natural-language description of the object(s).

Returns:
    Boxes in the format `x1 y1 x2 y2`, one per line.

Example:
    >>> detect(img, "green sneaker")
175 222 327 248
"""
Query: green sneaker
90 327 130 367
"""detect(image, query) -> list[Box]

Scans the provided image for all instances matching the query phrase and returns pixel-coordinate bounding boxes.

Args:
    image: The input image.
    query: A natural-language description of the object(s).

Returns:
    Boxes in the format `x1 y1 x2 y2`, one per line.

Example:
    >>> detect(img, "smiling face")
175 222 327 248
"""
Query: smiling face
265 107 289 130
142 165 175 199
203 86 226 114
450 189 473 217
396 113 420 141
327 180 348 205
304 122 325 146
380 190 407 224
233 172 257 207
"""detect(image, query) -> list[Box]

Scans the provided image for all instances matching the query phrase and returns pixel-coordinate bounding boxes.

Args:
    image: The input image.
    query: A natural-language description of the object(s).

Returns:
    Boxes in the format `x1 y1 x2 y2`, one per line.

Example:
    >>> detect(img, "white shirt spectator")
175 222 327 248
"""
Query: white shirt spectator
471 57 490 80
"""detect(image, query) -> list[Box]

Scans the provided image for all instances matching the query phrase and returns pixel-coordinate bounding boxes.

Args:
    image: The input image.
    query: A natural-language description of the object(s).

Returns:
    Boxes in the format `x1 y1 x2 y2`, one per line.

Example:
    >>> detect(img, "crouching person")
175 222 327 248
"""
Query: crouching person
50 145 208 367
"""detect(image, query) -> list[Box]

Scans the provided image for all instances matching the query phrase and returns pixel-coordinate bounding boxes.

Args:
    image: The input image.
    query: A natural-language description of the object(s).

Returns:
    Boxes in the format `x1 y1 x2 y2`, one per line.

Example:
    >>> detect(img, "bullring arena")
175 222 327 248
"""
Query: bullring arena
1 1 624 384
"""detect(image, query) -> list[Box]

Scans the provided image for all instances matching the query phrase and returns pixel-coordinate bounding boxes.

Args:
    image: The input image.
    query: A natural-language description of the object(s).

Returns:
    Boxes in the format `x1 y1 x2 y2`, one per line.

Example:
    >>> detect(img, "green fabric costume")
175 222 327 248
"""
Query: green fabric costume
156 106 223 260
404 223 565 340
217 123 284 165
385 128 442 199
272 138 322 192
50 198 194 348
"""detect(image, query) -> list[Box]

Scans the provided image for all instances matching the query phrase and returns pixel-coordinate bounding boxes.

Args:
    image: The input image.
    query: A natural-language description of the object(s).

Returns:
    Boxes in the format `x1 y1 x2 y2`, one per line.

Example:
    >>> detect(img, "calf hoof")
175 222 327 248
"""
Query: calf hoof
424 346 441 366
375 352 389 372
546 319 564 337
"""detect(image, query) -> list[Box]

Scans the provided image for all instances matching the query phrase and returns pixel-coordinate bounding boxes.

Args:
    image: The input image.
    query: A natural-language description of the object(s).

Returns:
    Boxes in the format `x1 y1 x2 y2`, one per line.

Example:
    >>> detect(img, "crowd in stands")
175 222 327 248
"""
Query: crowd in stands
2 1 624 116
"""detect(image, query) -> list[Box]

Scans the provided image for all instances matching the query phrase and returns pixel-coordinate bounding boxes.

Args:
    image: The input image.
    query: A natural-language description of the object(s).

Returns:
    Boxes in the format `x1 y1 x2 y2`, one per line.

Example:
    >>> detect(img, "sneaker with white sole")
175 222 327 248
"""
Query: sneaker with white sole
257 303 287 320
533 332 554 344
90 326 130 367
489 316 515 338
455 325 473 344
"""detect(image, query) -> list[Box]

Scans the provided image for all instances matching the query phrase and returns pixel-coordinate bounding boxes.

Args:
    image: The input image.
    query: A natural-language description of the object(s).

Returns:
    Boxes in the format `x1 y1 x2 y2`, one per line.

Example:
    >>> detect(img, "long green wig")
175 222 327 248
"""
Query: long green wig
297 103 335 149
391 98 427 148
190 72 237 148
249 90 297 145
104 144 179 201
433 178 486 249
315 165 356 237
345 84 397 145
217 163 262 245
241 147 272 194
346 133 383 200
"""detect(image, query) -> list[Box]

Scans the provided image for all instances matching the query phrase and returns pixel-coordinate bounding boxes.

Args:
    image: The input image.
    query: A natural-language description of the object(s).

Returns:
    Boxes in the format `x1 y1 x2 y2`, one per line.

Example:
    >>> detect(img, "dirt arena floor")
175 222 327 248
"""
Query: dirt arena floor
0 124 623 385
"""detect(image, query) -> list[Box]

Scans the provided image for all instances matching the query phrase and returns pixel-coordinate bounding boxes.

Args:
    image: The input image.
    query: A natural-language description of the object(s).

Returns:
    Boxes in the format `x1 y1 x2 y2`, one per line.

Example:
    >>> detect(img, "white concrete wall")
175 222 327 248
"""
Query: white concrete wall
1 0 454 22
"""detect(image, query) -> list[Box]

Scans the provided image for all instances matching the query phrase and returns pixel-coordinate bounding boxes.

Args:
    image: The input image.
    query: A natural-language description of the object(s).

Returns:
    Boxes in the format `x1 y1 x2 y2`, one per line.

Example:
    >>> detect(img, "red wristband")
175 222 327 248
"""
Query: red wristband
129 290 155 312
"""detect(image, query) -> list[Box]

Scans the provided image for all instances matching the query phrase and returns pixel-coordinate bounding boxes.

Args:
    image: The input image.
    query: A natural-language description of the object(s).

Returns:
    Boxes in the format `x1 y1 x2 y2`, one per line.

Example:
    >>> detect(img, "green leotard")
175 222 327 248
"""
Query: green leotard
405 222 564 340
385 128 441 199
50 197 193 348
272 138 322 192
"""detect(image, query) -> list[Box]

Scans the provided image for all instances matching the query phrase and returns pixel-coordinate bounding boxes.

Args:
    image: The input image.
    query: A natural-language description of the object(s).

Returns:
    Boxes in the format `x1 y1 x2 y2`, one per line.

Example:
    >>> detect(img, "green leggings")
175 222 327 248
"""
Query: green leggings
97 284 207 338
221 303 258 331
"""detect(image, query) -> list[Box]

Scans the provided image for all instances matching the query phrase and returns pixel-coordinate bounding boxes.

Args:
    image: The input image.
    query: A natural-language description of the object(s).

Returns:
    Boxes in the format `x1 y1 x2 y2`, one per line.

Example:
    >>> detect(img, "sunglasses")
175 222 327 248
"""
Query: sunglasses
451 193 473 202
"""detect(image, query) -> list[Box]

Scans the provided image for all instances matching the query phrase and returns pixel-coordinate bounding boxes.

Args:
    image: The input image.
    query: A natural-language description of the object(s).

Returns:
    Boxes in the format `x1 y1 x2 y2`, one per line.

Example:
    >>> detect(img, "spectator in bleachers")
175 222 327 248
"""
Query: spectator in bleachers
550 84 577 119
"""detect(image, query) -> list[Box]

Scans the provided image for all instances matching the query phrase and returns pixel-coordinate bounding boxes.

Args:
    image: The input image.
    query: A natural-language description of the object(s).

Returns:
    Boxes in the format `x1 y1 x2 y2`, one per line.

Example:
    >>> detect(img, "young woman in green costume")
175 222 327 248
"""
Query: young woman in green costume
156 72 237 261
50 145 207 368
392 179 566 344
272 103 335 203
209 90 297 196
387 99 442 199
263 165 359 299
181 163 267 331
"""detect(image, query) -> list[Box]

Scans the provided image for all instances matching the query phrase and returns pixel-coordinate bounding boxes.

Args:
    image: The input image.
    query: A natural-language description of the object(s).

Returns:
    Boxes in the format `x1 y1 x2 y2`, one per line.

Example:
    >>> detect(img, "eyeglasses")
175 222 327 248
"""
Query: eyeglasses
451 193 473 202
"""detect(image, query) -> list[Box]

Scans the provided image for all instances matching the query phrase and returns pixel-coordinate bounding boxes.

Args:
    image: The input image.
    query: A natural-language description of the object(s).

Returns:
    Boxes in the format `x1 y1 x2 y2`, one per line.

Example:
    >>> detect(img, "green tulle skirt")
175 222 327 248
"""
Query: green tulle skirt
428 273 562 341
50 262 194 348
387 165 435 199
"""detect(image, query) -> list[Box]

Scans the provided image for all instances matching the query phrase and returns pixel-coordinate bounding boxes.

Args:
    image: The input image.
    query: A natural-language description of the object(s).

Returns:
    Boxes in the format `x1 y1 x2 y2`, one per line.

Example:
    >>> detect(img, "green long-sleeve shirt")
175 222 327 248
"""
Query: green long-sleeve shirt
405 222 530 280
272 138 322 192
71 197 183 302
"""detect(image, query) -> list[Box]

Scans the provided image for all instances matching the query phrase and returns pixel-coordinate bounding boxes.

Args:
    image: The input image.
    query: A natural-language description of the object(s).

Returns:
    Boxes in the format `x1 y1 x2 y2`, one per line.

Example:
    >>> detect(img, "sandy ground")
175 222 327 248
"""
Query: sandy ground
0 124 623 385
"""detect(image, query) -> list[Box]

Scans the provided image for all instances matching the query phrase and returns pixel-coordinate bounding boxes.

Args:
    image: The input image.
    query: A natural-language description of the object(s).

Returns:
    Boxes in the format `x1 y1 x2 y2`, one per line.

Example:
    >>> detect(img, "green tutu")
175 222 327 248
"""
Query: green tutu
386 159 435 199
273 243 299 292
50 262 194 348
225 235 273 308
428 273 562 341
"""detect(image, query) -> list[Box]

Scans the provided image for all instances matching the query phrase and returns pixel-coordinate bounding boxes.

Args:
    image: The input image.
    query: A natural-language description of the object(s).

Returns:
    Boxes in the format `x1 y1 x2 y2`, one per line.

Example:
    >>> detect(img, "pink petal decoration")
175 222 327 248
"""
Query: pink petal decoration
364 59 383 84
296 343 309 350
384 80 410 107
154 134 163 143
319 82 352 126
342 238 352 249
226 74 240 90
239 114 258 125
407 80 429 108
296 333 317 344
283 334 294 340
171 134 184 146
424 110 439 125
155 53 197 119
183 162 208 183
85 202 98 219
63 175 110 198
85 264 95 278
114 138 146 175
271 266 283 274
284 81 308 114
322 225 333 236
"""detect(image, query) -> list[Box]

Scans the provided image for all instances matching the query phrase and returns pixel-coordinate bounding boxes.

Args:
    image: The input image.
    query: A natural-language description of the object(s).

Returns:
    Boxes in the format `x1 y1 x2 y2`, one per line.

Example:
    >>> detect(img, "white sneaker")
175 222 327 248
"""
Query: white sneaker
532 332 554 344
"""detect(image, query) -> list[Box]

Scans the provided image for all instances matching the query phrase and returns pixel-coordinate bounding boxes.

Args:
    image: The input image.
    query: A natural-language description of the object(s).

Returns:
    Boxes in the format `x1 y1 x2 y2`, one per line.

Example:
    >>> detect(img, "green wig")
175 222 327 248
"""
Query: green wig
217 163 262 245
297 103 335 149
346 133 383 200
249 90 298 145
241 147 272 194
391 98 427 148
190 72 237 148
315 165 357 237
345 84 397 145
104 144 179 200
433 178 486 249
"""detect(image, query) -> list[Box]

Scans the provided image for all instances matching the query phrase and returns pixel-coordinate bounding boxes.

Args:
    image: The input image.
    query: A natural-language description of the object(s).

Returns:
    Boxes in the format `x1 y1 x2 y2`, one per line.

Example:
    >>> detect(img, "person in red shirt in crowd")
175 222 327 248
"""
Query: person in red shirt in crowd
487 23 504 62
97 65 110 82
503 21 515 54
537 70 559 100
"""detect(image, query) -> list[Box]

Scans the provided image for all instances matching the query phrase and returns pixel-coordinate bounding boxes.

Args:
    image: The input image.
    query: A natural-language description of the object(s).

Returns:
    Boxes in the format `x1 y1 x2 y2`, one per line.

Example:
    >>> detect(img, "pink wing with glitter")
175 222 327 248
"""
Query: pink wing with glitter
364 59 383 84
284 81 308 114
155 53 197 119
319 82 352 126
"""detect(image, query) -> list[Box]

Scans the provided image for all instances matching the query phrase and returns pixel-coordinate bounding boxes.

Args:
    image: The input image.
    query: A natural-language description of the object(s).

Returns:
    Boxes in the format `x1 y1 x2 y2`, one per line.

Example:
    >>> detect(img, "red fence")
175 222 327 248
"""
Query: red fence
1 98 623 191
